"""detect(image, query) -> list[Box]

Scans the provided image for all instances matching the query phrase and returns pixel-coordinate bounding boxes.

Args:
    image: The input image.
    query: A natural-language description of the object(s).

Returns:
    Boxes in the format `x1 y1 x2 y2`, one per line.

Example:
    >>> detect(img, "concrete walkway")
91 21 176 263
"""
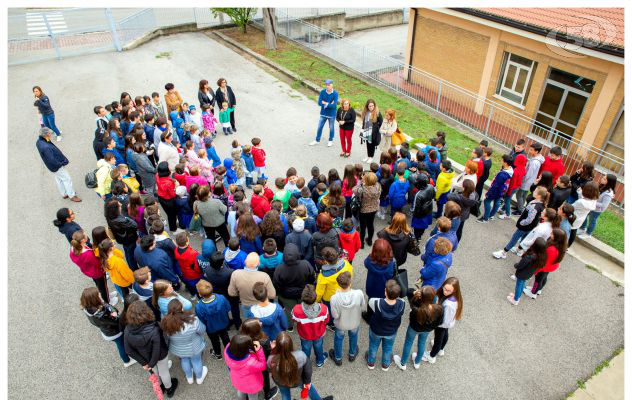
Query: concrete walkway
570 351 624 400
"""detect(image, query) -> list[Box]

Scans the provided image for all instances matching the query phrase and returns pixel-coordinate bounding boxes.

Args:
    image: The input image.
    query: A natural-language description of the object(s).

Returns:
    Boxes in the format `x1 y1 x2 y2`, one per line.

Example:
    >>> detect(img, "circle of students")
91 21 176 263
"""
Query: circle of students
40 79 617 400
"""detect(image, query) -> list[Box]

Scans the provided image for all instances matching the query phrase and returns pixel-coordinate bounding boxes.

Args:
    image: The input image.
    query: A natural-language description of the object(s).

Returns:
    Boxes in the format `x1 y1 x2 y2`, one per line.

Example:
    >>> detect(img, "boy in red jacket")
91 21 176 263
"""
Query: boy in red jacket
250 184 271 219
251 137 267 181
500 153 526 219
338 218 361 261
538 145 565 184
292 284 330 367
174 231 203 298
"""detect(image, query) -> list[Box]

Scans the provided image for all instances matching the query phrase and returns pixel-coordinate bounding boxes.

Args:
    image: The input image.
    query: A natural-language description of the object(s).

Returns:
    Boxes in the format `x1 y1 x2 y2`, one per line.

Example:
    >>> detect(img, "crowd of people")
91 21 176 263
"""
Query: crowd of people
38 77 618 399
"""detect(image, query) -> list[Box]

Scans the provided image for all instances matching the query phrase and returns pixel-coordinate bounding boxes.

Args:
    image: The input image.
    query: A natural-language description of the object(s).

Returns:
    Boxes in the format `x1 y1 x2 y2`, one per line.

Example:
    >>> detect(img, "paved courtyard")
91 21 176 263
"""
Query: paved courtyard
8 32 624 399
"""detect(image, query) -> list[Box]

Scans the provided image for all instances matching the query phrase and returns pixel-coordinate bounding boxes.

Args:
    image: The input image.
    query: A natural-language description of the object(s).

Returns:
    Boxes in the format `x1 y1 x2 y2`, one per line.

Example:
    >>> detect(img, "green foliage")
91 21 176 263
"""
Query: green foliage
591 210 624 253
155 51 172 59
212 8 257 33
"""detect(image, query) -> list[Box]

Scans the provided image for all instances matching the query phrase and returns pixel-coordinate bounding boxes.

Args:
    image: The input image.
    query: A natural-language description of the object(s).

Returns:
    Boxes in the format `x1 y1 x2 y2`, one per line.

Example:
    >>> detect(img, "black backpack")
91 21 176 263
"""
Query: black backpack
85 168 99 188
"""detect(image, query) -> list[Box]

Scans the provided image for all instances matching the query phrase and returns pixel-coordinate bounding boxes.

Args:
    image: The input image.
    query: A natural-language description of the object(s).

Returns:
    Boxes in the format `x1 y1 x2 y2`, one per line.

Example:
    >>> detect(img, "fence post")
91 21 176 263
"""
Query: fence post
396 66 400 92
43 13 61 60
436 80 442 111
402 8 406 23
485 105 494 135
105 8 122 52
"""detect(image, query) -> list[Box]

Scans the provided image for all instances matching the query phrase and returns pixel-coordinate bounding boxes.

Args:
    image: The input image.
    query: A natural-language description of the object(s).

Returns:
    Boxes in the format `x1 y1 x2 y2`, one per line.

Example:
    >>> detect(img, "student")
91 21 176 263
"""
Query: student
393 286 443 370
388 164 410 216
509 138 526 164
218 101 234 135
568 181 599 247
97 239 134 300
175 186 193 230
500 153 526 218
478 154 513 222
203 249 241 330
312 213 340 269
195 279 231 359
70 231 109 303
548 175 572 211
420 217 456 264
579 174 616 238
268 332 335 400
292 285 330 367
328 271 365 366
237 214 264 254
286 216 313 263
237 320 279 400
259 238 283 280
365 280 405 371
507 237 547 305
134 235 181 289
433 160 455 218
338 218 361 263
423 277 463 364
568 161 595 204
515 143 545 214
429 201 461 250
558 203 576 240
446 179 478 242
315 247 352 328
299 187 319 218
149 220 177 269
250 185 271 219
538 145 565 184
515 208 559 257
174 232 203 298
80 287 136 367
250 137 267 181
224 237 248 270
161 299 208 385
475 147 493 204
525 228 568 298
364 239 396 299
377 212 413 267
419 237 453 291
260 211 286 252
152 279 193 317
224 333 268 400
377 164 394 220
273 177 293 212
241 145 256 188
132 267 153 301
493 186 549 259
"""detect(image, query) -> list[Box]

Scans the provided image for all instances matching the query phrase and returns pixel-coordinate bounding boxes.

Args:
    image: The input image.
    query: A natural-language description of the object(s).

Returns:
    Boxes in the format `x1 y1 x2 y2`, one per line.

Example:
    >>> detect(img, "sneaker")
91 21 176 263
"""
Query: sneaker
123 358 137 368
309 140 319 146
348 351 357 363
492 250 507 259
489 216 496 221
510 274 516 281
381 363 390 371
186 376 194 384
316 354 327 368
422 352 436 364
498 213 507 220
56 135 62 142
577 233 591 240
196 366 208 384
265 386 279 400
168 359 173 369
438 350 445 357
329 349 342 366
516 249 525 257
509 247 519 254
393 354 406 370
412 352 421 369
327 141 333 147
476 218 488 224
537 290 542 295
362 157 369 162
507 294 519 305
365 351 375 369
523 288 537 299
210 350 222 360
512 210 522 216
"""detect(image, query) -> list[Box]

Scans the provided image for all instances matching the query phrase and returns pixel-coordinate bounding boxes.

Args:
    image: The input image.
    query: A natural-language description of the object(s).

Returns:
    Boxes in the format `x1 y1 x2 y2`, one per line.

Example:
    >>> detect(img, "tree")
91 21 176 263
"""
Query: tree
211 8 257 34
263 8 277 50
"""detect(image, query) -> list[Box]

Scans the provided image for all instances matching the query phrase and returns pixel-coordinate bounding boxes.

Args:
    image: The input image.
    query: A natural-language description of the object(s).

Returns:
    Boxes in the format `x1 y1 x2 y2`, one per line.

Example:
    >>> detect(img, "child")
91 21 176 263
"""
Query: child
308 166 320 192
507 237 547 305
515 208 559 256
548 175 571 211
298 187 319 218
568 181 599 247
174 231 203 298
186 104 202 128
231 149 246 188
312 182 327 208
525 228 567 298
224 334 267 400
579 174 616 238
329 271 366 366
419 237 453 290
285 218 314 262
173 163 189 187
475 147 493 204
97 239 134 300
273 177 292 212
245 282 288 340
150 220 177 267
132 267 153 301
184 166 208 190
423 276 462 363
175 186 193 230
539 145 565 184
316 247 353 328
224 237 248 270
241 145 256 188
197 149 214 183
251 138 267 181
558 203 576 240
500 153 525 219
259 238 283 280
170 106 186 145
153 279 193 316
117 164 140 193
151 92 166 119
338 218 361 262
515 143 545 214
421 217 457 264
292 284 330 367
433 160 455 218
568 161 595 204
219 101 234 135
204 136 222 168
378 164 394 220
195 279 231 359
435 131 448 160
366 279 405 371
388 164 410 216
201 104 218 136
223 158 238 187
478 154 513 222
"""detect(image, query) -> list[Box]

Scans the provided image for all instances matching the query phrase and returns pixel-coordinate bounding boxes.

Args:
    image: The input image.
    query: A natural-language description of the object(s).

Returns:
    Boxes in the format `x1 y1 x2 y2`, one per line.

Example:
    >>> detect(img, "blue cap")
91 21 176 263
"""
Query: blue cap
189 105 196 111
324 79 333 85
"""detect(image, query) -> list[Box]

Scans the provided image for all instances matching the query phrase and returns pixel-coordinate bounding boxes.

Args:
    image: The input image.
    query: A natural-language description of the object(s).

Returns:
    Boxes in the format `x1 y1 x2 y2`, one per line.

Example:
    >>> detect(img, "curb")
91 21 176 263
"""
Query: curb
211 29 624 269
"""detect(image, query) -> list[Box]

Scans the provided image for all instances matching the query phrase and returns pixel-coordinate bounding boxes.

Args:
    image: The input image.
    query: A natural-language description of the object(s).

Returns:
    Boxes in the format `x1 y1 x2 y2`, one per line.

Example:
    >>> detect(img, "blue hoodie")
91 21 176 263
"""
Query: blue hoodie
170 111 186 144
486 167 514 200
197 240 217 274
206 142 221 168
388 178 410 209
240 236 263 255
364 256 395 299
420 252 452 290
421 231 458 264
368 297 405 336
223 158 237 186
223 248 247 270
102 148 125 166
195 294 231 333
241 152 255 172
298 197 319 218
134 246 179 284
429 217 461 251
245 302 288 340
144 123 155 143
259 252 283 271
318 89 338 118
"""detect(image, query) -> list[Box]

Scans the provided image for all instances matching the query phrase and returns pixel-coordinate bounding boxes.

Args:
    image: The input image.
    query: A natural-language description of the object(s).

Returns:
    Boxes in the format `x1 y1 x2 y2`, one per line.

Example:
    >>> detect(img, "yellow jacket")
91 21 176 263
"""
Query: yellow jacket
316 260 353 302
435 170 455 200
106 248 134 287
95 159 113 197
123 176 140 193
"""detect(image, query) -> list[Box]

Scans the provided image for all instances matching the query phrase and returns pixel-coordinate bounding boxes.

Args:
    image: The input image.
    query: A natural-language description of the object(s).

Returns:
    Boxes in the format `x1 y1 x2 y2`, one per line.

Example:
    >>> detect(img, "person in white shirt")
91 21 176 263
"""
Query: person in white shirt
569 181 599 246
578 174 616 239
450 160 478 193
158 130 180 172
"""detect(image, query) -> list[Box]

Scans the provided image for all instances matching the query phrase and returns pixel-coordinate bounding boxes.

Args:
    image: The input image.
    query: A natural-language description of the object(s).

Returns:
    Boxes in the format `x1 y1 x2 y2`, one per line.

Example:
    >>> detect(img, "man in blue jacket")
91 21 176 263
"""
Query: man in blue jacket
310 79 338 147
134 235 181 290
36 128 81 202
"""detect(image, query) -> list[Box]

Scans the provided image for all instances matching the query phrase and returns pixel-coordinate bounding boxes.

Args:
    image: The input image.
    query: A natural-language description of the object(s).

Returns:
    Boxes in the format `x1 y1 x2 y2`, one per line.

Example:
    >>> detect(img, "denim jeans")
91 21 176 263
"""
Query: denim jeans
42 112 61 136
400 326 429 365
180 352 204 379
483 197 502 220
114 283 130 301
333 327 359 360
515 188 529 212
301 337 325 365
581 211 602 235
53 167 76 197
279 385 322 400
503 189 516 215
240 304 251 317
367 330 396 367
514 278 526 301
112 335 130 363
122 242 138 271
315 116 335 142
504 229 529 252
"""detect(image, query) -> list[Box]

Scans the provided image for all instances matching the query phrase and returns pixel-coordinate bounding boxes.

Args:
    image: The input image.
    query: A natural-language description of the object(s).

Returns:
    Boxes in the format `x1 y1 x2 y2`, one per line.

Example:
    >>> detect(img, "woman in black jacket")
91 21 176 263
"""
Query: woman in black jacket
33 85 62 139
124 301 179 396
215 78 237 131
104 199 138 270
336 99 356 157
377 212 412 267
360 99 383 164
81 287 136 367
446 179 479 242
411 173 435 240
198 79 215 110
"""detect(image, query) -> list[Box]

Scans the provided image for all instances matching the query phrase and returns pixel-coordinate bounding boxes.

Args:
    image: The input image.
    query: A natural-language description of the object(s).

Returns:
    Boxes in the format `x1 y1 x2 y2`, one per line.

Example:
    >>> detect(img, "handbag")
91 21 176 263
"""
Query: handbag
189 213 202 232
350 185 363 217
394 267 409 298
406 232 421 256
391 128 406 146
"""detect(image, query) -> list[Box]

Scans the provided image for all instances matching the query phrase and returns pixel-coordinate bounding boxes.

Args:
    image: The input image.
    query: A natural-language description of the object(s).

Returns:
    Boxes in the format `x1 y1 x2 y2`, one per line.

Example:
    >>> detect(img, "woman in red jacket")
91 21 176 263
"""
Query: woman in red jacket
524 228 567 299
156 161 179 232
500 153 526 219
69 230 110 304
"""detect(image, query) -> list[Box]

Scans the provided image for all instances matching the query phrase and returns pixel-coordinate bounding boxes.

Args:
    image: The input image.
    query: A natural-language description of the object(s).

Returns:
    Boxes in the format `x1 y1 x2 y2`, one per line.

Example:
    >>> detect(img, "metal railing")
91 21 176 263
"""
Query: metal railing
261 12 624 208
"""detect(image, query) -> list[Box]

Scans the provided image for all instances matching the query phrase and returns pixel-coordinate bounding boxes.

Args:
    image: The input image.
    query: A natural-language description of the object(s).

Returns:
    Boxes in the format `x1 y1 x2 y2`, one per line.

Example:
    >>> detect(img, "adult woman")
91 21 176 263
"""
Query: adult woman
155 161 179 232
377 212 412 267
579 173 616 238
268 332 333 400
161 299 208 385
70 231 109 304
33 86 62 140
104 199 138 270
364 239 395 299
410 174 435 240
198 79 215 110
194 184 230 246
260 210 286 252
353 172 381 248
236 213 263 254
124 301 179 397
336 99 356 157
54 207 83 244
379 109 398 151
446 179 479 242
312 213 339 269
164 83 183 116
215 78 237 132
360 99 383 164
132 143 156 196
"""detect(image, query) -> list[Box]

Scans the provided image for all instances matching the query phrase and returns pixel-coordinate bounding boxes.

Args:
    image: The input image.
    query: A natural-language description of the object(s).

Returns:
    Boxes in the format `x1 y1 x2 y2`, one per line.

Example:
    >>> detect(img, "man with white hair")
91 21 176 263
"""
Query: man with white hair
228 252 276 315
35 127 81 202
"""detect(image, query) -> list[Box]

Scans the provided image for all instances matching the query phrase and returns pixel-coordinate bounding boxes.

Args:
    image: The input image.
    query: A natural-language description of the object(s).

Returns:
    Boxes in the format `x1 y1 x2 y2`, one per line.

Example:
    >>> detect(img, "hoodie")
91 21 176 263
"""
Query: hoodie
364 256 395 299
69 248 105 279
259 252 283 271
368 297 406 336
285 223 314 264
388 178 409 209
420 252 453 290
338 228 361 262
292 302 330 341
330 289 366 331
224 347 266 395
315 259 353 302
241 152 255 173
539 156 565 184
224 248 247 270
245 302 288 340
298 197 319 218
486 167 514 200
421 231 458 264
195 294 231 333
95 159 113 197
223 158 237 186
197 240 217 274
175 246 202 282
124 322 169 368
507 154 526 194
377 230 410 266
250 194 271 219
203 251 234 297
272 244 315 300
134 246 179 284
312 229 339 265
521 153 545 190
58 221 83 244
435 168 455 199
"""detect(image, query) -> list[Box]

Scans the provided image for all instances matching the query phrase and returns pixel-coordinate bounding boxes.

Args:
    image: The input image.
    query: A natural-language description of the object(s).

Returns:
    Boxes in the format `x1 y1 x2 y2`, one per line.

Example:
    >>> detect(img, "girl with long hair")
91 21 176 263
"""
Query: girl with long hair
507 237 548 305
341 164 358 219
236 213 263 254
69 230 109 304
360 99 383 164
569 181 599 247
97 238 134 301
377 212 412 266
239 318 277 399
558 203 576 241
127 192 146 236
260 210 286 252
424 277 463 363
579 173 617 238
152 279 193 317
524 228 568 299
33 85 62 139
568 161 595 204
363 239 395 299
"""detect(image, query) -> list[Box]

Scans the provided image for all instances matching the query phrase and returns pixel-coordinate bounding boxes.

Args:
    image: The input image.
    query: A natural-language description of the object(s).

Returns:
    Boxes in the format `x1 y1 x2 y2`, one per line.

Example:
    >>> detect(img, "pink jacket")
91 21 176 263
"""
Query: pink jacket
197 157 214 183
69 247 104 279
185 175 208 191
224 347 266 394
186 149 200 168
202 112 218 133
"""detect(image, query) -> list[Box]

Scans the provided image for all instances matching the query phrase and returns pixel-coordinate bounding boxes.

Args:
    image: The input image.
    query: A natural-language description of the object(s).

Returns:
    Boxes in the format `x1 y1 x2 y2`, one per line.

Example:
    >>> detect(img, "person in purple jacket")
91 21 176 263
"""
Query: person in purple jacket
310 80 339 147
478 154 513 223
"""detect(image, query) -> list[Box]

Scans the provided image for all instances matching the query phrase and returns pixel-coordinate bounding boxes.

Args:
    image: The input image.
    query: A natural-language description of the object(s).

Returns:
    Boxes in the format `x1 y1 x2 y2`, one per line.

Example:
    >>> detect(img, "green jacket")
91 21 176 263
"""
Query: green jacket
219 107 234 123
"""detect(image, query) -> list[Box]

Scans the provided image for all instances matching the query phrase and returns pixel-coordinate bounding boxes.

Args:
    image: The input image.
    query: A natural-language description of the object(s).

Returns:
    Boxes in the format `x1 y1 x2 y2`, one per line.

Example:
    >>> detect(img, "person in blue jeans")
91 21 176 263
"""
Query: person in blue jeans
310 80 338 147
365 280 405 371
478 154 514 223
393 286 444 370
328 271 366 365
33 86 62 140
507 237 547 305
292 285 330 368
579 174 616 238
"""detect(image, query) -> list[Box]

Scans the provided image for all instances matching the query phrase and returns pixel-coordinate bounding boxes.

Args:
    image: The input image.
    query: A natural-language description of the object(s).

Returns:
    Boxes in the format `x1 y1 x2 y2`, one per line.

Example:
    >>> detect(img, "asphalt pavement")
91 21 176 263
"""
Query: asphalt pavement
8 32 624 400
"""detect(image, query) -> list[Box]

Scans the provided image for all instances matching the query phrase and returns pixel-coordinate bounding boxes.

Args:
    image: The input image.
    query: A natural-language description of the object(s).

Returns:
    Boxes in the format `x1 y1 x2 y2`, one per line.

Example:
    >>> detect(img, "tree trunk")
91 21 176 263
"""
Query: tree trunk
263 8 277 50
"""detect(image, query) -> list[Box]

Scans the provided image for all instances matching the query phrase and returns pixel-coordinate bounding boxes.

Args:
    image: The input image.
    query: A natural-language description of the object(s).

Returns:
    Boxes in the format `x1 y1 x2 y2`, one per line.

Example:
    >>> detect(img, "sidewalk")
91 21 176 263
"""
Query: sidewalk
569 351 624 400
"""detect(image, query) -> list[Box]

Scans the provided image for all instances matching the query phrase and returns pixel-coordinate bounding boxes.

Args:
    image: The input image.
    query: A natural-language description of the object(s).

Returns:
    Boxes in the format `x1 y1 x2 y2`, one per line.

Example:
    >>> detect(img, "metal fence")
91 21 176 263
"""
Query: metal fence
263 13 624 208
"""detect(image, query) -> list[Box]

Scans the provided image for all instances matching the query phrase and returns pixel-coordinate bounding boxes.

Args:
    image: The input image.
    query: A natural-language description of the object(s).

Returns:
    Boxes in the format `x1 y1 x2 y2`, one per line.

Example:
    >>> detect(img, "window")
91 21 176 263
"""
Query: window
496 52 537 106
600 107 624 174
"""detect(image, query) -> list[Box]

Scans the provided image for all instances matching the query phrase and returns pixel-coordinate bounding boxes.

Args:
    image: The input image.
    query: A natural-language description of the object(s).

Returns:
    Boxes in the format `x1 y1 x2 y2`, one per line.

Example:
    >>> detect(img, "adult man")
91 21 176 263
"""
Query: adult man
228 252 276 315
310 79 339 147
35 127 81 202
157 130 180 172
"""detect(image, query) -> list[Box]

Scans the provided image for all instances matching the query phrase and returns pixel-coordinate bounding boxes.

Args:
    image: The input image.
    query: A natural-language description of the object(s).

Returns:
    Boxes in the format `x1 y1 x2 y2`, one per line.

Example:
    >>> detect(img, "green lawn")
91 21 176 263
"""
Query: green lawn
221 27 624 252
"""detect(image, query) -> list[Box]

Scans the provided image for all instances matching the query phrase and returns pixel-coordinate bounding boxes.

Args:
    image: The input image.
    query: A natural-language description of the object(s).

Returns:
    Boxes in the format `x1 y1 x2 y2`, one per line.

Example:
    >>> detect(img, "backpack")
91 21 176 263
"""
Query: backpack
85 169 99 188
